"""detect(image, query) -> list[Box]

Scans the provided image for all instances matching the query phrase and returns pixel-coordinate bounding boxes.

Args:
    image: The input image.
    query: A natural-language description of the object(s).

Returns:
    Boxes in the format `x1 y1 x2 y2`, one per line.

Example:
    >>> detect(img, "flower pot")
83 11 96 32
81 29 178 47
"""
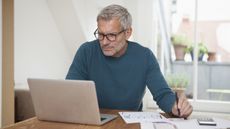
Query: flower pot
172 88 185 94
190 51 204 61
208 52 216 62
173 45 186 61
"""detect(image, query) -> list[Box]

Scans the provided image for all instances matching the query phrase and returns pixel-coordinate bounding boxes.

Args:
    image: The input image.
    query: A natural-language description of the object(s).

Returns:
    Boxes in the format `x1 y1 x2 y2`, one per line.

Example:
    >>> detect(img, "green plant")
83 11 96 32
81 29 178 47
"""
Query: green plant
171 34 192 46
166 73 189 90
186 42 208 56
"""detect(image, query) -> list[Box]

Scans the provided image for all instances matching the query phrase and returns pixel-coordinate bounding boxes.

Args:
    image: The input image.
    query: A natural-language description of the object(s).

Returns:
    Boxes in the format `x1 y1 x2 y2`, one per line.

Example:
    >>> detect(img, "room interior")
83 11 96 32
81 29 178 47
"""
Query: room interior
1 0 230 128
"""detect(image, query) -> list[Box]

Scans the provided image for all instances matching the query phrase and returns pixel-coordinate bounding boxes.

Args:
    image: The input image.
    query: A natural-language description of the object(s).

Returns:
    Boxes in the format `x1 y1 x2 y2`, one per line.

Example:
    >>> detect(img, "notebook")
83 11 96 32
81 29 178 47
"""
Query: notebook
27 78 117 125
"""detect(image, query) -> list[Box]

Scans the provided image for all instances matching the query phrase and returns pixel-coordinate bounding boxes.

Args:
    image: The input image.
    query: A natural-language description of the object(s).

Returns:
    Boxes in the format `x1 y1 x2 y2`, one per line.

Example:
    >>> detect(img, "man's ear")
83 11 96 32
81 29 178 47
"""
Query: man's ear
125 27 132 40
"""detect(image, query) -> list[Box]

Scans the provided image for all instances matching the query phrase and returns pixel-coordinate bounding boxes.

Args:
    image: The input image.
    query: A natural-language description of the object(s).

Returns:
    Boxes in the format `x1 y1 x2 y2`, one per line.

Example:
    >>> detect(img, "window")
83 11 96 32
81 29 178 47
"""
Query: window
145 0 230 113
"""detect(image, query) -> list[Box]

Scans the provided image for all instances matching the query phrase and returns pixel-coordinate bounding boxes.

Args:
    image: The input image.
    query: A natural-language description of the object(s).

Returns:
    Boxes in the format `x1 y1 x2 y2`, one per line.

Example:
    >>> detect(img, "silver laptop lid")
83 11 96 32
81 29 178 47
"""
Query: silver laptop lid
28 78 102 125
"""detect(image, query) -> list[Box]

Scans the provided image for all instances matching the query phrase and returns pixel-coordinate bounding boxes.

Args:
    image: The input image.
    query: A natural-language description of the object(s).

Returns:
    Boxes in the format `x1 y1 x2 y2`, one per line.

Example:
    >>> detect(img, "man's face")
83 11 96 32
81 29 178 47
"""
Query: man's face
97 18 132 57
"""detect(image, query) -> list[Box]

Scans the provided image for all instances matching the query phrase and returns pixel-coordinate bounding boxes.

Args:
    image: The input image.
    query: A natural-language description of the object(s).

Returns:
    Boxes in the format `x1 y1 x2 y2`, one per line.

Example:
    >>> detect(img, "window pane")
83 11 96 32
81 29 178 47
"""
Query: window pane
171 0 230 103
197 0 230 101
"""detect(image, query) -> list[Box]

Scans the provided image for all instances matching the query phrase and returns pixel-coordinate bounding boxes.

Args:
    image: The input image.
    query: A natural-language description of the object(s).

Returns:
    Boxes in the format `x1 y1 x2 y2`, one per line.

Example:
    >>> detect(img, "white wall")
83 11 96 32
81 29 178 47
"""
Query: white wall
15 0 72 88
0 0 2 127
133 0 156 48
47 0 87 57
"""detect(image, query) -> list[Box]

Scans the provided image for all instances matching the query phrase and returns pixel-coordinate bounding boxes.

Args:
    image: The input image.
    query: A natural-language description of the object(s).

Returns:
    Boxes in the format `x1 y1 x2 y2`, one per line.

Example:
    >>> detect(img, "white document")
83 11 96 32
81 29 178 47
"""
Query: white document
141 122 176 129
140 117 230 129
214 117 230 128
140 122 155 129
165 118 230 129
120 112 230 129
141 119 214 129
119 112 169 123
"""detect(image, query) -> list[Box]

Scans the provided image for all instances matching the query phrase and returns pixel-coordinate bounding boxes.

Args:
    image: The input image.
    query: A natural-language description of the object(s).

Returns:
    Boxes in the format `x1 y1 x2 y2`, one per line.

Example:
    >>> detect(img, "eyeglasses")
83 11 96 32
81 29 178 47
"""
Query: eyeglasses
94 28 126 42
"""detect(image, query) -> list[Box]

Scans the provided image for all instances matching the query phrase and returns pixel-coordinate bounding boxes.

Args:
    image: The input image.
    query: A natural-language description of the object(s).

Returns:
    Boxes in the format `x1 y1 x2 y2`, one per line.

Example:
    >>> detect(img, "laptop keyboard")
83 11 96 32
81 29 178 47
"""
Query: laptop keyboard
101 117 106 121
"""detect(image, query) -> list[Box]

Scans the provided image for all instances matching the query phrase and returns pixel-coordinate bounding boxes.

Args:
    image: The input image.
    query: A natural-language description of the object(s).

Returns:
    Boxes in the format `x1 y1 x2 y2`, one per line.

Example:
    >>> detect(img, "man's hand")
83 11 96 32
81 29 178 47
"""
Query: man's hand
171 92 193 118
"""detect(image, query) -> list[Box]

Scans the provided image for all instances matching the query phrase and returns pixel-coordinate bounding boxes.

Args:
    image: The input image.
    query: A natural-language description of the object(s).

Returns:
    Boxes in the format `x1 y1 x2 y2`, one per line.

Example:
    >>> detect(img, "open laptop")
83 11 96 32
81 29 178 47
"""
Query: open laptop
27 78 117 125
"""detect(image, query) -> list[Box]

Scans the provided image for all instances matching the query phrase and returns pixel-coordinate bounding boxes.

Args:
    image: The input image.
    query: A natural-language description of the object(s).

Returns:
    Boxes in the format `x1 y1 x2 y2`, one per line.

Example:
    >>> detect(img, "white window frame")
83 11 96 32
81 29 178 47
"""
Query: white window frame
144 0 230 113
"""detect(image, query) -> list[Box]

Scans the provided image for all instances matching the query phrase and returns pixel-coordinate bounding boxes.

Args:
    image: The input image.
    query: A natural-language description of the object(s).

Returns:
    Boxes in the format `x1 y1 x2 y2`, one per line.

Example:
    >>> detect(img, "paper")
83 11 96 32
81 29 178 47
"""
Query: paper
119 112 169 123
213 117 230 128
140 122 155 129
140 119 214 129
120 112 230 129
141 122 176 129
171 117 230 129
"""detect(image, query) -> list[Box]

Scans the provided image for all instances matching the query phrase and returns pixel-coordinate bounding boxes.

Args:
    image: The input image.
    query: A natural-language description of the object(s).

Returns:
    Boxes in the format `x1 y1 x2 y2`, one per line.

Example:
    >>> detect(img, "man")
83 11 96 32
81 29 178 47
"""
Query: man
66 4 192 118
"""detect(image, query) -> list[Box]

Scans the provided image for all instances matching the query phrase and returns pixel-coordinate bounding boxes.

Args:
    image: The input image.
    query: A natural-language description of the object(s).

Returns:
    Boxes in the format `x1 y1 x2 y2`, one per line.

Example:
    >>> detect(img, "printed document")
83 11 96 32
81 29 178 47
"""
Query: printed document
119 112 169 123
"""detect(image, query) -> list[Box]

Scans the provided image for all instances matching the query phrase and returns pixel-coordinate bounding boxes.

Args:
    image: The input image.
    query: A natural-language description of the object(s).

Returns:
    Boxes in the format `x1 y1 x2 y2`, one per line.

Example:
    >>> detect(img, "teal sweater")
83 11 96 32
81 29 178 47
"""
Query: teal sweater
66 40 176 112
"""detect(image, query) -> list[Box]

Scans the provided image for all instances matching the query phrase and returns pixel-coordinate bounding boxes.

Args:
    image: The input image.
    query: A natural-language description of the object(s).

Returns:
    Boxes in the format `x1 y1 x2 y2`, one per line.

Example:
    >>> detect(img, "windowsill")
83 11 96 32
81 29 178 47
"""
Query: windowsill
172 60 230 66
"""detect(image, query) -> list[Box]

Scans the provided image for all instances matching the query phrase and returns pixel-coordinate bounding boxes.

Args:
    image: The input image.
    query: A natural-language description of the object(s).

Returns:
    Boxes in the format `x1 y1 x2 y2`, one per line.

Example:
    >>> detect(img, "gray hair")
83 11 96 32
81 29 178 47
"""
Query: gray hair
97 4 132 30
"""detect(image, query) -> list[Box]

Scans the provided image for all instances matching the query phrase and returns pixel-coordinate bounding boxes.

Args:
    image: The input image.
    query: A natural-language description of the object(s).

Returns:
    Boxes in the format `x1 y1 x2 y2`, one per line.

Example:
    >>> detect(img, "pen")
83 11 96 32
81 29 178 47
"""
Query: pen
175 92 181 117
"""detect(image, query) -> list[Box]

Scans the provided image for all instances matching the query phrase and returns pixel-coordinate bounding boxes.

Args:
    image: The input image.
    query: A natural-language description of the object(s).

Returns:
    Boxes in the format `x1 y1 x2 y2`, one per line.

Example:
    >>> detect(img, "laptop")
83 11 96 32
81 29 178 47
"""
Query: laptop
27 78 117 125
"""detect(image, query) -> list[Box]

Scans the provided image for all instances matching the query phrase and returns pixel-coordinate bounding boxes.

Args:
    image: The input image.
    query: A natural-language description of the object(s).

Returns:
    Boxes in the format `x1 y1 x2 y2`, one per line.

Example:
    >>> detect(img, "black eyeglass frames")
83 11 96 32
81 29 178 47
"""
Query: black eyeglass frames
94 28 126 42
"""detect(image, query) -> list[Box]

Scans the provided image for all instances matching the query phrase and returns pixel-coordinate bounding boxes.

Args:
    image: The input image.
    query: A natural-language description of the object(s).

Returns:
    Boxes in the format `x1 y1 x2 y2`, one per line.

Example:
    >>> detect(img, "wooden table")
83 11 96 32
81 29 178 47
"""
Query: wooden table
1 109 140 129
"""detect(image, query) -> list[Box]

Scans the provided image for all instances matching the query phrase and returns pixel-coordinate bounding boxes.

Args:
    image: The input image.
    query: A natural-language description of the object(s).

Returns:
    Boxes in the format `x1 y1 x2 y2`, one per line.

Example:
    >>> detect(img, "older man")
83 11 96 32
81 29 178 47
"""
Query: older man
66 4 192 118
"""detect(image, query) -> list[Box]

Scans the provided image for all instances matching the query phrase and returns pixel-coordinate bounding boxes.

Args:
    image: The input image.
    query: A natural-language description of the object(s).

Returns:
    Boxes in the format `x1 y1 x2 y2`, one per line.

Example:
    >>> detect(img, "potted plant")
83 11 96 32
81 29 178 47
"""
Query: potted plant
186 42 208 61
166 73 189 93
171 34 191 61
207 52 216 62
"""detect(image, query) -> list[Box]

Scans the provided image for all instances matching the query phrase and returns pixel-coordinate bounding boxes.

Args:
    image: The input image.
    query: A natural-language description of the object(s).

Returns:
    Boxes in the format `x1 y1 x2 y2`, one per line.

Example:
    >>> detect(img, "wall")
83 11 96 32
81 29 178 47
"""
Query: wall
47 0 87 57
134 0 156 48
14 0 72 88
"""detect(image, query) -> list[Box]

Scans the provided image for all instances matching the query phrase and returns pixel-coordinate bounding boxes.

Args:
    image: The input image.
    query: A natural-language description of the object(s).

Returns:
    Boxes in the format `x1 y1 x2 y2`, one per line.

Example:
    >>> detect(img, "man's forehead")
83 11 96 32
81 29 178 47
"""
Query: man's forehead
97 19 122 32
97 17 120 25
98 16 119 21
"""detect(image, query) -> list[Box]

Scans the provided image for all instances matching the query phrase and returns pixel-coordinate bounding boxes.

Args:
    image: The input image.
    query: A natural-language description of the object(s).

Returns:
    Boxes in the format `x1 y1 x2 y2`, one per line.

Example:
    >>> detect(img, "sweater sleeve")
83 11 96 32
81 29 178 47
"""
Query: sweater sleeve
145 49 176 113
66 43 89 80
